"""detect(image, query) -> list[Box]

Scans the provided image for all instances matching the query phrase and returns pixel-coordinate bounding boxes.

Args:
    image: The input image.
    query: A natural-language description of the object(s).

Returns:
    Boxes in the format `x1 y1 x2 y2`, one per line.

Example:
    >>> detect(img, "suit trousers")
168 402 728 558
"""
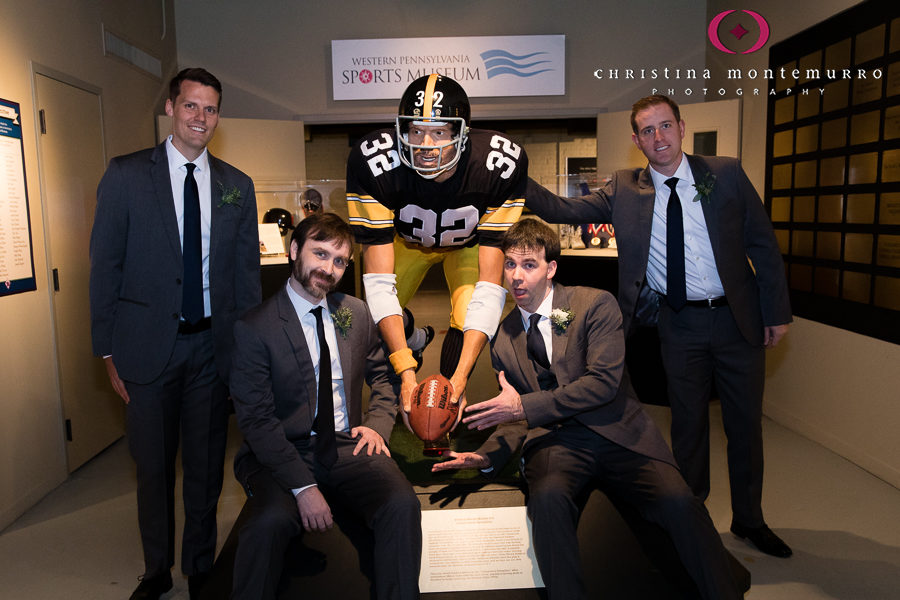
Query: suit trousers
124 328 229 577
523 423 741 600
231 433 422 600
658 303 766 527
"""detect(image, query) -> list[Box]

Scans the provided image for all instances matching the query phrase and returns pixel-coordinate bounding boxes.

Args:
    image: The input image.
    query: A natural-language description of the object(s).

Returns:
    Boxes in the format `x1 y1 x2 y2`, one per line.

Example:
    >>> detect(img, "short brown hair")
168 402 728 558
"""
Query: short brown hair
500 218 561 263
630 94 681 133
169 68 222 108
290 212 353 252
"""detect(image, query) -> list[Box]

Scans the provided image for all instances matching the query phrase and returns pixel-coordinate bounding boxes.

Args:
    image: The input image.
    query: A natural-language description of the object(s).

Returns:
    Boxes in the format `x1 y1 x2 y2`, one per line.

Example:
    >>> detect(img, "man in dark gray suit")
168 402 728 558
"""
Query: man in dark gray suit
525 94 793 557
89 68 261 600
229 213 421 600
433 219 741 600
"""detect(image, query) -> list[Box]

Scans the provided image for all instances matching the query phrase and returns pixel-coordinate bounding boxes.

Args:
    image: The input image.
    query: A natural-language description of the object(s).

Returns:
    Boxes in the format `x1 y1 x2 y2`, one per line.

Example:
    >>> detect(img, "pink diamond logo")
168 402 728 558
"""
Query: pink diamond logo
730 23 749 40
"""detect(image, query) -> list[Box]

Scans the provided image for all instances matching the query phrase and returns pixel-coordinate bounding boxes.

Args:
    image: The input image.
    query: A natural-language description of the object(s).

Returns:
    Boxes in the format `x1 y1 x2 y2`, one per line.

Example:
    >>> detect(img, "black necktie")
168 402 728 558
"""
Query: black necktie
182 163 204 324
311 307 337 468
665 177 686 311
526 313 550 370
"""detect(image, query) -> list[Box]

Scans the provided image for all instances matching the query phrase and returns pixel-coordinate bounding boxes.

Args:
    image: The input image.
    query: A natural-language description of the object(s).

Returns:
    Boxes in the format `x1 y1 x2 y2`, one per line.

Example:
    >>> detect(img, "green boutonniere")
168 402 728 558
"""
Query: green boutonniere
549 307 575 333
217 181 242 208
331 307 352 338
692 172 717 203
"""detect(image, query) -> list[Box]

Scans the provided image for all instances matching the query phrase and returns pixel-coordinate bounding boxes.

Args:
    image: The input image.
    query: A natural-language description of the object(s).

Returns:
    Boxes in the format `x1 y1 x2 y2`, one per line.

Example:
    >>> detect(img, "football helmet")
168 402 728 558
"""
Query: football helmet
396 74 470 179
262 207 294 236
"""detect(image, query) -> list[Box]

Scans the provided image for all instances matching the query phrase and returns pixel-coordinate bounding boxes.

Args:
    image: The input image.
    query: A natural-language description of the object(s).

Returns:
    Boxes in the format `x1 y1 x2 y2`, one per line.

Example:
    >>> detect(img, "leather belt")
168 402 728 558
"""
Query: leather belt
683 297 728 308
178 316 211 334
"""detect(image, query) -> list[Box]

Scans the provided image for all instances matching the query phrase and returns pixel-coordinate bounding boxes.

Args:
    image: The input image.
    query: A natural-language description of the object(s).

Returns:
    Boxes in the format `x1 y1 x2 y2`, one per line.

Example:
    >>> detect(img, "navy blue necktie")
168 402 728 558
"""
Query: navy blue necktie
665 177 686 311
526 313 550 370
311 307 338 469
182 163 204 324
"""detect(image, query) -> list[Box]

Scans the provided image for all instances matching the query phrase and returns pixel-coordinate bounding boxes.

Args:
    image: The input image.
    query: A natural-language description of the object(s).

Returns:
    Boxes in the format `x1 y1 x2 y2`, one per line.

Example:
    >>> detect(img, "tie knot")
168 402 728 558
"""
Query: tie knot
185 163 196 175
310 306 324 319
665 177 678 191
529 313 542 330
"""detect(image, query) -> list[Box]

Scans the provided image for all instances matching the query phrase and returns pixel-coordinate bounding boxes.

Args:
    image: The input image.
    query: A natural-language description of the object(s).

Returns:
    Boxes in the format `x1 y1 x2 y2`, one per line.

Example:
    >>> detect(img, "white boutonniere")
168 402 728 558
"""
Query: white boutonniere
217 181 242 208
331 307 352 338
549 308 575 333
692 172 717 204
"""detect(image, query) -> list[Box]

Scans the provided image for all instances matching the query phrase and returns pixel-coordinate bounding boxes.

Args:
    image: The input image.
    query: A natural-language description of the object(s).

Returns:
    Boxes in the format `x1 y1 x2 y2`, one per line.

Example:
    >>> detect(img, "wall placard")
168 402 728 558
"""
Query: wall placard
765 0 900 344
0 98 37 296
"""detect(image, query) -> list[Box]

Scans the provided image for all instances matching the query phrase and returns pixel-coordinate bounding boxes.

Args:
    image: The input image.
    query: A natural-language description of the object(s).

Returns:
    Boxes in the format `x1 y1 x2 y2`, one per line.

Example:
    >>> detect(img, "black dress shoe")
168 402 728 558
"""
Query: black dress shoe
412 325 435 372
731 522 793 557
188 572 210 600
129 571 173 600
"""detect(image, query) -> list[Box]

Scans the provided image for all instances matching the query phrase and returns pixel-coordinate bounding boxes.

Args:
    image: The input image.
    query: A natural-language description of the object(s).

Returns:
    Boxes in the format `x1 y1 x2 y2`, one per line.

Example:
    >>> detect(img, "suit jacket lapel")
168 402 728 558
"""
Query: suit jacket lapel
277 288 318 424
208 153 226 273
637 166 657 273
687 154 721 254
637 166 655 229
549 284 572 385
150 143 182 262
327 295 357 419
502 310 541 393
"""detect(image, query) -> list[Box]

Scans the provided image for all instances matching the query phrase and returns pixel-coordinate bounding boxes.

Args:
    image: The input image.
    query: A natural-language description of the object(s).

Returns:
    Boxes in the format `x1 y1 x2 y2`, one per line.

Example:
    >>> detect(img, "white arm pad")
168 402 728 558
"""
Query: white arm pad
362 273 403 324
463 281 508 340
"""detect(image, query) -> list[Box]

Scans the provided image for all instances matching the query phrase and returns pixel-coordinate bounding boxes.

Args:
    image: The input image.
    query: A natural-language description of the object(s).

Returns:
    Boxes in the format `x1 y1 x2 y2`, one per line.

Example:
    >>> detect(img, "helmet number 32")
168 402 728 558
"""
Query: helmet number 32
486 135 521 180
415 90 444 110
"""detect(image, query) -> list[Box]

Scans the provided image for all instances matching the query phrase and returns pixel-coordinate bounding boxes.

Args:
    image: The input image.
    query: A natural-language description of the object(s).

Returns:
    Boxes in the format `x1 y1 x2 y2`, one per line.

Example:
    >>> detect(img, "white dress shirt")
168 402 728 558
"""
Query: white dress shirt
645 153 725 301
518 286 555 359
285 281 350 495
165 136 213 317
285 281 349 433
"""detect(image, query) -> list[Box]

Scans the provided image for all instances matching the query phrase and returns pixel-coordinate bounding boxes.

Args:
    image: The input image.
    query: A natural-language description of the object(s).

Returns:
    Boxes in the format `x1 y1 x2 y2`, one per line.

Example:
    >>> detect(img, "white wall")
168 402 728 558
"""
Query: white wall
0 0 178 530
765 318 900 485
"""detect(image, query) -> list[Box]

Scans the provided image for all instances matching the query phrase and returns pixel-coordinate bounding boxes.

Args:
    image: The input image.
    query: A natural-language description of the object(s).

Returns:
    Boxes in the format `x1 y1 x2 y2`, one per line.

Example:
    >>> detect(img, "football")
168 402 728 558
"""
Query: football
408 374 457 442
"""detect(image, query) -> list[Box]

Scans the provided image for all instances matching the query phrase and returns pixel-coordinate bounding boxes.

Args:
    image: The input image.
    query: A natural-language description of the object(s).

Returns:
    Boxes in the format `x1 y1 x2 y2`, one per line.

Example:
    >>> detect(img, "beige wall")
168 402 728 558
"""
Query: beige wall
0 0 178 530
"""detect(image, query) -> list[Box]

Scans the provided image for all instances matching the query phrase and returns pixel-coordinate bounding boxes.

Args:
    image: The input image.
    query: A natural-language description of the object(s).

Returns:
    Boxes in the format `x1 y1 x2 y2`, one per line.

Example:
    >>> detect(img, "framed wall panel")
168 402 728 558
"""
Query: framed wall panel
766 0 900 344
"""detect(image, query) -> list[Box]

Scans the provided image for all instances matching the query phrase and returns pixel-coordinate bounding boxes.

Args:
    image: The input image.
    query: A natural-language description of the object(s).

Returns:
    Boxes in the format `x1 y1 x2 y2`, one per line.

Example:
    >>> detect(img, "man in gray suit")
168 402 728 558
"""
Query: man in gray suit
433 219 741 600
229 213 421 600
89 68 261 600
525 94 792 557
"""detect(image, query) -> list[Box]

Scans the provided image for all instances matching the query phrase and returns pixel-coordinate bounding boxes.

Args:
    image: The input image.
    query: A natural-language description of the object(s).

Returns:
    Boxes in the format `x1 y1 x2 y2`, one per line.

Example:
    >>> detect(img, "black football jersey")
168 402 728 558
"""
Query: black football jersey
346 128 527 249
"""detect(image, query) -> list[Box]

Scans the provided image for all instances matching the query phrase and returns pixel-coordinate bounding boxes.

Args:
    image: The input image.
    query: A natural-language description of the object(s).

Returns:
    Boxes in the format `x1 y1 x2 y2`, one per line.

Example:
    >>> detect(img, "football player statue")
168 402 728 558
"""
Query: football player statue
346 74 527 449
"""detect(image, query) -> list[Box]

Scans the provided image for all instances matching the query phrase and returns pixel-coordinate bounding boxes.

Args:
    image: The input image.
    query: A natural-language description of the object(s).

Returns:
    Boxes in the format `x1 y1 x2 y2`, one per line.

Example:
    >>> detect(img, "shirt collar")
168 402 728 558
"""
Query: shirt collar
285 279 327 318
165 135 210 173
518 285 555 327
648 152 692 189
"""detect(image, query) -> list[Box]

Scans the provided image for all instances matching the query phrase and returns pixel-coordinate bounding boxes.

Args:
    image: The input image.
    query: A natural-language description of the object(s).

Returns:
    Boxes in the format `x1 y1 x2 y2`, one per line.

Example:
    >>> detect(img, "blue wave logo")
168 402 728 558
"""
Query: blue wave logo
480 49 554 79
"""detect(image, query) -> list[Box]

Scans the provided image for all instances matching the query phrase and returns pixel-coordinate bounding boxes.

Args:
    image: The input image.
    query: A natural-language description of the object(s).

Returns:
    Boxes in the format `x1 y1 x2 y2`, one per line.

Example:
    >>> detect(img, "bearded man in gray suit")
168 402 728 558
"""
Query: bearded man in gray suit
525 94 792 558
433 218 741 600
90 68 261 600
229 213 421 600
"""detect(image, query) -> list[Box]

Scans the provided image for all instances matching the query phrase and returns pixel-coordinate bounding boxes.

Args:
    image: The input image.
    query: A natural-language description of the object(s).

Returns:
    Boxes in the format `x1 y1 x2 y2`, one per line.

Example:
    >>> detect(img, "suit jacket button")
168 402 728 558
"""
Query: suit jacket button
172 313 179 320
176 278 182 285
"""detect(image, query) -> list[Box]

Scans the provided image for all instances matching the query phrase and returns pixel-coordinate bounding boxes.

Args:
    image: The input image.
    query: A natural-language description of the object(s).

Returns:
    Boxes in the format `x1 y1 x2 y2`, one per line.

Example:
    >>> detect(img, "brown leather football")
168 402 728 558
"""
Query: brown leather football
408 374 457 442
